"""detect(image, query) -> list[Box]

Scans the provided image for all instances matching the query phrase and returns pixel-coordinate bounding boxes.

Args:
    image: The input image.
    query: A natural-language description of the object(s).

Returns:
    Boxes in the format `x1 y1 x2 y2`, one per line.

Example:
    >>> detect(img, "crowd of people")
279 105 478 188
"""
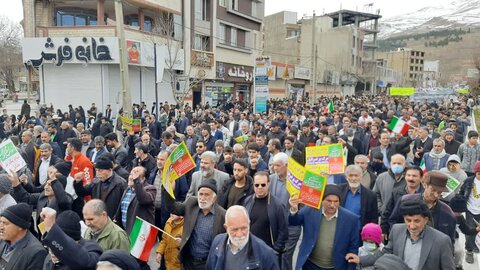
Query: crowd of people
0 93 478 270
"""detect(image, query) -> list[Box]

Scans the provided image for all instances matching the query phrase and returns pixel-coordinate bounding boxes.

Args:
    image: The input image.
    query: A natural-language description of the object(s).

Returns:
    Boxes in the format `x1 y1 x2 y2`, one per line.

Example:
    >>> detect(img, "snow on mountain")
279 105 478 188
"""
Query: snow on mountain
379 0 480 38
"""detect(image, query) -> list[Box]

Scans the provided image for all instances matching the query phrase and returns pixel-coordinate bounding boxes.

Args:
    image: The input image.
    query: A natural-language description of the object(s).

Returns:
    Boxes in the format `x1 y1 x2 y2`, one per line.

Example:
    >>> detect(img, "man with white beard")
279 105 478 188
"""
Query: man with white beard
207 205 279 269
187 151 230 197
163 179 226 270
338 164 379 228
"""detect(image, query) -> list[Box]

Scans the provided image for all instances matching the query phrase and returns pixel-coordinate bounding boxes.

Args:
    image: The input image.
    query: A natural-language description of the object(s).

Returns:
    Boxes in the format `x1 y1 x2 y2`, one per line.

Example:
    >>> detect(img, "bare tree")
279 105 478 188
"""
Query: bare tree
0 16 22 94
151 12 207 107
472 53 480 95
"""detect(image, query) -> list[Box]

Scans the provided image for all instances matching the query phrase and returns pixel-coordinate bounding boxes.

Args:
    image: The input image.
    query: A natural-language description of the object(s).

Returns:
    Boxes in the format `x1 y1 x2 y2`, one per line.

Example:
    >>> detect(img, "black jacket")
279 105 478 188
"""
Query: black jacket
218 175 254 209
444 139 461 155
33 154 63 186
42 224 103 270
243 193 289 252
0 232 47 270
338 183 378 228
132 154 157 184
73 172 127 219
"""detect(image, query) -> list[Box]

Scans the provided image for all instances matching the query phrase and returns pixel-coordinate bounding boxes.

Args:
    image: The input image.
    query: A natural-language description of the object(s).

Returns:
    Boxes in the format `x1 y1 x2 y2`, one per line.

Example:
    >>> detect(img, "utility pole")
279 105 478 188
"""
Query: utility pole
310 11 316 104
114 0 132 118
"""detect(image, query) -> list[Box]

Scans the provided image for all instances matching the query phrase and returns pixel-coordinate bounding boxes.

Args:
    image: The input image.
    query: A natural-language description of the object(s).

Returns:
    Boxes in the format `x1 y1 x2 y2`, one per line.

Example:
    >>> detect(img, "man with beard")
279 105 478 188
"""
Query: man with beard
338 165 378 228
421 138 450 171
218 159 254 209
207 205 279 269
163 179 226 270
187 151 230 197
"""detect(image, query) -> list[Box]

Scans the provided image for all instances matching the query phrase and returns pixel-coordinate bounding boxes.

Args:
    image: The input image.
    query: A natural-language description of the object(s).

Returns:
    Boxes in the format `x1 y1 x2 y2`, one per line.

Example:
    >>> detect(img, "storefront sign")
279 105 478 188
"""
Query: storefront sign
191 50 214 67
23 37 119 67
216 62 253 82
294 66 311 80
255 55 271 67
267 66 276 80
276 66 294 79
254 76 268 114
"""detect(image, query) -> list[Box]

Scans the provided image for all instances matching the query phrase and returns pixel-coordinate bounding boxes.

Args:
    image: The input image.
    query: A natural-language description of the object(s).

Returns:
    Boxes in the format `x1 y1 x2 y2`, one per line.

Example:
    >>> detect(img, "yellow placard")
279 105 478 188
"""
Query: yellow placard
286 158 305 196
389 87 414 96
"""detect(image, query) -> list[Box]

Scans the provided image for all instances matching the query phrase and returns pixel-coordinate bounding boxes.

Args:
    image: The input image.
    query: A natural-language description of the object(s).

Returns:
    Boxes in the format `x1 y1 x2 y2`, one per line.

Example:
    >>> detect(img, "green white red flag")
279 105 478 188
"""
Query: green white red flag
328 100 334 113
388 116 410 135
419 159 427 175
130 217 159 261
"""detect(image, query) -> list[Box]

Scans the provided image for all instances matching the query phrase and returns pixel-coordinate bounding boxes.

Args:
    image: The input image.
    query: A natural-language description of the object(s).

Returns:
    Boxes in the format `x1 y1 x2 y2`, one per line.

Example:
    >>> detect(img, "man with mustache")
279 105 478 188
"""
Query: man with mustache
338 165 378 228
207 205 279 269
164 179 226 270
187 151 230 197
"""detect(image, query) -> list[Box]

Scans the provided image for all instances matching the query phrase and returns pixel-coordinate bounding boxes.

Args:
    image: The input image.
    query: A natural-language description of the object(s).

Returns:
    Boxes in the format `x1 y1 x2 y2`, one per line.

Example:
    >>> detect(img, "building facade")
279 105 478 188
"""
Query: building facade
377 48 425 87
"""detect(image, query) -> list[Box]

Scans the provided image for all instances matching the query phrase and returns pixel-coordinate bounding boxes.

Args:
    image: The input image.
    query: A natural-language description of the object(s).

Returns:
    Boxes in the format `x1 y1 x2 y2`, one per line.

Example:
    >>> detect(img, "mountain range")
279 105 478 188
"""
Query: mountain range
379 0 480 38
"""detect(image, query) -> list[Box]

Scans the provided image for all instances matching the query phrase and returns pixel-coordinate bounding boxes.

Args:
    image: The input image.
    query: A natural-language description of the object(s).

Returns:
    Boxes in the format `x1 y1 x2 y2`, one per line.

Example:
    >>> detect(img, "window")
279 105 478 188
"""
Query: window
252 1 258 17
124 15 153 32
195 0 209 21
194 34 210 51
232 0 238 10
55 9 100 26
231 28 237 46
218 23 226 43
219 0 226 7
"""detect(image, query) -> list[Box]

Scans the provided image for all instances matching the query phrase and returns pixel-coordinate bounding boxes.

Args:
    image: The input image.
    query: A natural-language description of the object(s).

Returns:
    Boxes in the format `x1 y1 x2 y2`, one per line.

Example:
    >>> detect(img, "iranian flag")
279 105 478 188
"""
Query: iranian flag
130 217 159 261
328 100 334 113
388 116 410 135
419 159 427 175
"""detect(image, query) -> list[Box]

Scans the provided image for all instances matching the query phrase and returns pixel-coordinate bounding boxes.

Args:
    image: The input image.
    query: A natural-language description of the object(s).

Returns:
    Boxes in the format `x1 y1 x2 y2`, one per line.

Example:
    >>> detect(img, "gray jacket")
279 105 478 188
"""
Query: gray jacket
457 142 480 173
359 224 454 270
187 169 230 197
372 170 405 214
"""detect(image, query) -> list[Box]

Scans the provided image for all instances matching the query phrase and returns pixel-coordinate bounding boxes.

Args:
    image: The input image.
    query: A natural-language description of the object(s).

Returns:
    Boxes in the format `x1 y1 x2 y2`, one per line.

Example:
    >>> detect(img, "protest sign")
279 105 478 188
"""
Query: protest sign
305 144 344 174
286 158 305 196
162 142 196 199
389 87 414 96
0 139 27 174
298 170 327 209
121 117 142 132
442 176 461 199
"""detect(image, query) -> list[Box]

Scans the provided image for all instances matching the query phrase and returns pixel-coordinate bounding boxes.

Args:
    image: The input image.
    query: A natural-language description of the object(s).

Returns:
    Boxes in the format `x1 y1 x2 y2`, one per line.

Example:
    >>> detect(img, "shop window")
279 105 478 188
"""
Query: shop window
55 9 100 26
124 14 153 32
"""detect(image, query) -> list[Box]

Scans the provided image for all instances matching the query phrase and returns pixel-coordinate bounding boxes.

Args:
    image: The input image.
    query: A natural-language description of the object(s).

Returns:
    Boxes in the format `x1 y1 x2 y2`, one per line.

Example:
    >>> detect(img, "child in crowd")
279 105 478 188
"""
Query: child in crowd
358 223 383 269
156 214 184 270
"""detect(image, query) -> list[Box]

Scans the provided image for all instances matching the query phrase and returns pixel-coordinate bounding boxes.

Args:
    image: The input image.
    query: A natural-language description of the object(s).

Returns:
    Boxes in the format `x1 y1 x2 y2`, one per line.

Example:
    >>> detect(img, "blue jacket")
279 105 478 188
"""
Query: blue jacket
422 152 450 171
207 233 280 270
289 206 360 270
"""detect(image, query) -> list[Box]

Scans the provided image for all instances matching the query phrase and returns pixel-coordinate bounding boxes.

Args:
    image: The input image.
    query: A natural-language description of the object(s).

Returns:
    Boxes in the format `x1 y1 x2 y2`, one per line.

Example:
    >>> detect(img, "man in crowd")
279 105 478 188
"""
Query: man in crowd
74 158 126 218
338 164 378 228
0 203 47 269
187 151 230 197
207 205 279 269
33 143 62 187
289 185 360 270
243 171 289 257
80 130 95 157
218 158 254 209
83 199 130 252
104 132 129 169
163 179 226 270
354 154 377 190
131 142 157 184
346 199 455 269
373 154 407 215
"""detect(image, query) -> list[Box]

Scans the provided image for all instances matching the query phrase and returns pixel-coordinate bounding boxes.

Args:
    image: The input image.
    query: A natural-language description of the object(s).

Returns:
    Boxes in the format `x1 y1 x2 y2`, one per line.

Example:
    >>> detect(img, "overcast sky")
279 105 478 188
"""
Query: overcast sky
2 0 451 24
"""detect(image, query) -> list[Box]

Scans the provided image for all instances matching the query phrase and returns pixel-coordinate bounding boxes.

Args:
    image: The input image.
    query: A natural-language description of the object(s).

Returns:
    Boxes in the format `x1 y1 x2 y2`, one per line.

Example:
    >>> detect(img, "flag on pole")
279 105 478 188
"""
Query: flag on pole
419 159 427 175
328 100 334 113
388 116 410 135
234 135 248 143
130 217 159 261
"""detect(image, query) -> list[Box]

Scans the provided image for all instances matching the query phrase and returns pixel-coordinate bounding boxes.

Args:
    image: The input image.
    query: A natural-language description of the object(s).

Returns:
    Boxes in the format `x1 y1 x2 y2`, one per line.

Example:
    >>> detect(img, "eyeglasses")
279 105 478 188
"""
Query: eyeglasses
196 146 203 148
254 183 267 188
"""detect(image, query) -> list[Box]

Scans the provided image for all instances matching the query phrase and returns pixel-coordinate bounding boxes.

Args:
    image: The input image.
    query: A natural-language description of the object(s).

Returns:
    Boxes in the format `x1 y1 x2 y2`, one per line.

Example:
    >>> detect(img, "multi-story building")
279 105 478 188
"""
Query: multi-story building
21 0 264 113
22 0 185 114
378 48 425 87
263 9 381 99
186 0 264 107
